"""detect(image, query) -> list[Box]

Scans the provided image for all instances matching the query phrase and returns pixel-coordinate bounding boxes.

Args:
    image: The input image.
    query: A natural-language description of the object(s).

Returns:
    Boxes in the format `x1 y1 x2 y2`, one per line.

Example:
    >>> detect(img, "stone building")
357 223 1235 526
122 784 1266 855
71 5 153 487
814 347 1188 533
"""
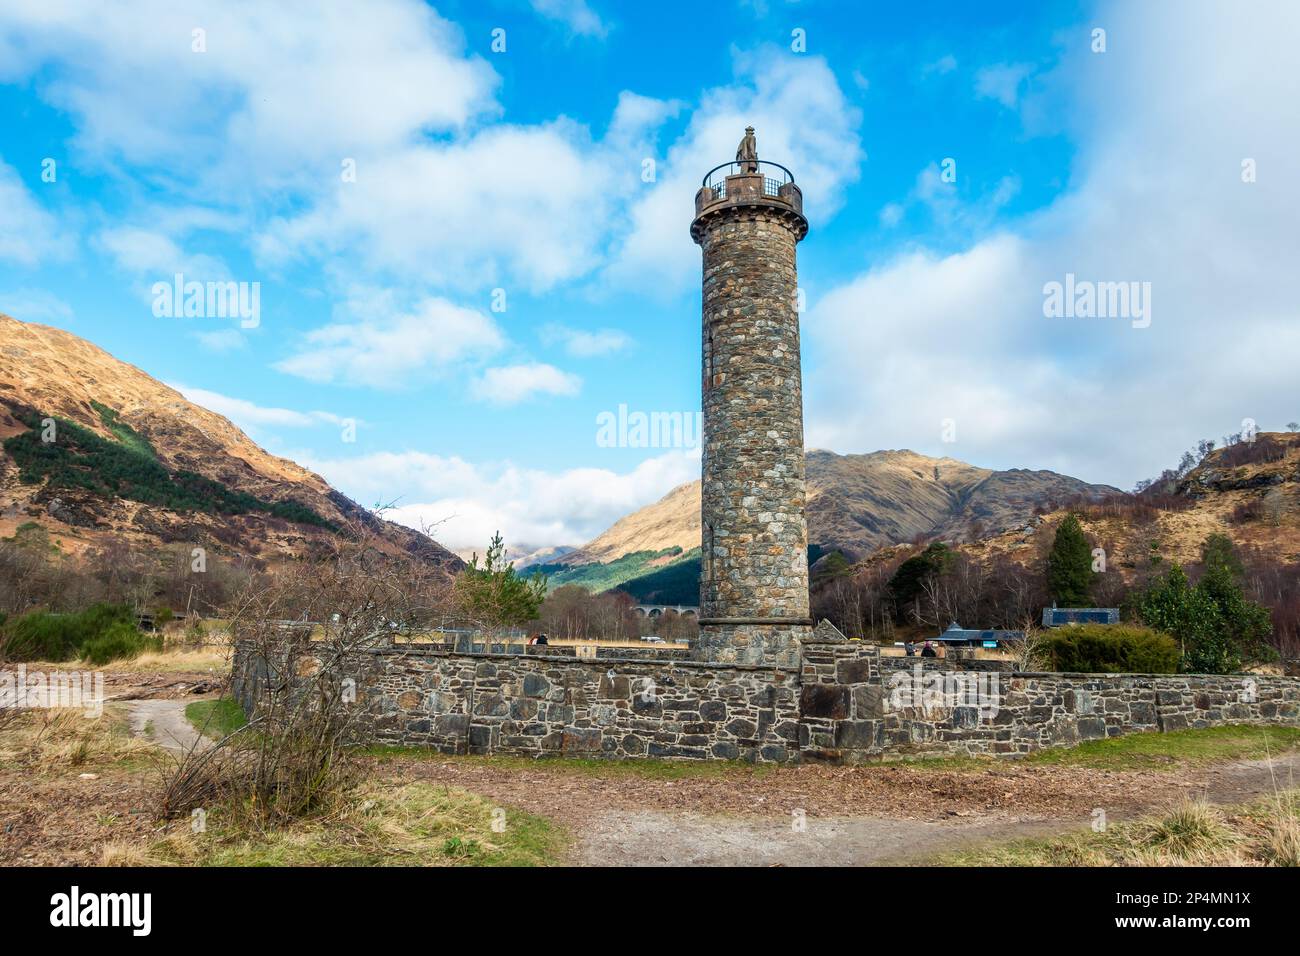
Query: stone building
690 134 812 668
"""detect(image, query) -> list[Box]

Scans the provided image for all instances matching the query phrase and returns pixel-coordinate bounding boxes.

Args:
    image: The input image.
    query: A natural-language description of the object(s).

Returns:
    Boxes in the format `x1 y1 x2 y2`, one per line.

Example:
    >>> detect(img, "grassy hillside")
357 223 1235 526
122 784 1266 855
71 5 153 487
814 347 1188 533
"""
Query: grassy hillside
530 547 688 594
4 405 334 529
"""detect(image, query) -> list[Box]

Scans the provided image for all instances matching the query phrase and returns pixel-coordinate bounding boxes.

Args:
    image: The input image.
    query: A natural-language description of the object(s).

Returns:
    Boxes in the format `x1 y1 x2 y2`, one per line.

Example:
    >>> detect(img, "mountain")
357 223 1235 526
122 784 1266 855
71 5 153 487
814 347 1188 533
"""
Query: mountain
0 314 461 573
556 480 700 567
551 449 1119 587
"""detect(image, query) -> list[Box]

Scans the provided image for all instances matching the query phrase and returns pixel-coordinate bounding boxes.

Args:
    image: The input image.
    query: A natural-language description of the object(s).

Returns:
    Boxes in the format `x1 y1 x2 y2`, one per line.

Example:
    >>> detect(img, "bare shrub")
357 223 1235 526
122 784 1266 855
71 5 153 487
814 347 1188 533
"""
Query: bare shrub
157 524 454 828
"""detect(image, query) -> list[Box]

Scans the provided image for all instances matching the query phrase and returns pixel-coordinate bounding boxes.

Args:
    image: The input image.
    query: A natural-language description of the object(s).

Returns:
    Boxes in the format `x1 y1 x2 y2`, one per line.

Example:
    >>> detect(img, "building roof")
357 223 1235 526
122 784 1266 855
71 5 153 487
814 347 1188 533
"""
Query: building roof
934 622 1025 643
1041 607 1120 627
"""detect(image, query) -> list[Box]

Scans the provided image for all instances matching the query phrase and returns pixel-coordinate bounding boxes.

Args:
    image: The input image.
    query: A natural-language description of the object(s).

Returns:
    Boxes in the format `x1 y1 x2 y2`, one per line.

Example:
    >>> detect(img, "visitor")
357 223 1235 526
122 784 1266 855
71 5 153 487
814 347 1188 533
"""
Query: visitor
904 641 916 657
920 641 937 658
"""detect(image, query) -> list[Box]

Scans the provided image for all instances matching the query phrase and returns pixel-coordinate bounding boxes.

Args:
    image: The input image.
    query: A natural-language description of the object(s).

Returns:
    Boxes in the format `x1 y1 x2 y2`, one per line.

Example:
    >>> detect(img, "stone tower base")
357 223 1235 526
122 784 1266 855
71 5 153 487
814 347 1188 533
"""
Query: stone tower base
695 622 810 669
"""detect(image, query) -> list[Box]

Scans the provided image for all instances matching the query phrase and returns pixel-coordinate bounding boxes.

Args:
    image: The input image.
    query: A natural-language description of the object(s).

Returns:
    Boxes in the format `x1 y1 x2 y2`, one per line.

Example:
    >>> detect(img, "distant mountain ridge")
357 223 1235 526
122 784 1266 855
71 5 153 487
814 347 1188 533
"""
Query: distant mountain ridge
557 448 1118 569
0 314 462 572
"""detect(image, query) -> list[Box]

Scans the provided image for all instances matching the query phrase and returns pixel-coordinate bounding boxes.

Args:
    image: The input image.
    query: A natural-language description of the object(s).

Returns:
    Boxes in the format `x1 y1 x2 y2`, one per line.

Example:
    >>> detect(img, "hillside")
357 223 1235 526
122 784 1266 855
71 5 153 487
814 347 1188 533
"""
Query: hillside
0 314 462 572
546 448 1118 597
868 431 1300 585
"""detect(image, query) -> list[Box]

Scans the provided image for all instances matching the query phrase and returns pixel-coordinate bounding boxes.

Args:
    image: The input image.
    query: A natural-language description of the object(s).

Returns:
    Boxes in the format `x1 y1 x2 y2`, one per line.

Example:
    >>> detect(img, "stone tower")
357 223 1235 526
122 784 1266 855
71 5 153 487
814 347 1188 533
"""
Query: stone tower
690 133 812 668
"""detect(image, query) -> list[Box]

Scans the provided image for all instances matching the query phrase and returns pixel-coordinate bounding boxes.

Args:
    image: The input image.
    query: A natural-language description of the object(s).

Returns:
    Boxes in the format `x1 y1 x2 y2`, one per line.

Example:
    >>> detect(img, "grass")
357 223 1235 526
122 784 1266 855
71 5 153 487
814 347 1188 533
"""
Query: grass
106 781 566 867
20 646 231 673
931 791 1300 867
365 747 777 781
0 705 155 773
185 698 247 740
893 725 1300 773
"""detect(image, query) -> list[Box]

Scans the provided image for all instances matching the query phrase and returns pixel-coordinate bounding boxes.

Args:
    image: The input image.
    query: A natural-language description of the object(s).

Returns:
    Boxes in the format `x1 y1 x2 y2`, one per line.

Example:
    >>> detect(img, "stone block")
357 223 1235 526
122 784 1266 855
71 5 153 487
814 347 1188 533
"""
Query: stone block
800 684 849 720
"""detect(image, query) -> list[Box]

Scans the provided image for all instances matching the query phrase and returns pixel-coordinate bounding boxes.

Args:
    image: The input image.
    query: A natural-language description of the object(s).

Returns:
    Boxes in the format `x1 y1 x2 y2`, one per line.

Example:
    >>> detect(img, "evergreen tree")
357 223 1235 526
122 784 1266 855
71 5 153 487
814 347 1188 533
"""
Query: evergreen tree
454 532 548 635
1136 535 1274 673
1046 513 1093 607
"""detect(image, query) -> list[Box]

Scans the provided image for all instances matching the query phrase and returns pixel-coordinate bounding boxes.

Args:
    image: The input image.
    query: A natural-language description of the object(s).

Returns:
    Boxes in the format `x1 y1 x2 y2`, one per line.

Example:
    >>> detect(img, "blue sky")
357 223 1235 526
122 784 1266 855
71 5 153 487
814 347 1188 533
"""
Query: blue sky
1 0 1297 553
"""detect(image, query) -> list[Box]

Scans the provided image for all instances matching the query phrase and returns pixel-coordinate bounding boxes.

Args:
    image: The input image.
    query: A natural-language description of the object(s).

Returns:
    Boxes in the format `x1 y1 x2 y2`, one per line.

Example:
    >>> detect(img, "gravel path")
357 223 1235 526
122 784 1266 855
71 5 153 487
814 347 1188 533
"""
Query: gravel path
390 750 1300 866
570 810 1073 866
129 699 208 754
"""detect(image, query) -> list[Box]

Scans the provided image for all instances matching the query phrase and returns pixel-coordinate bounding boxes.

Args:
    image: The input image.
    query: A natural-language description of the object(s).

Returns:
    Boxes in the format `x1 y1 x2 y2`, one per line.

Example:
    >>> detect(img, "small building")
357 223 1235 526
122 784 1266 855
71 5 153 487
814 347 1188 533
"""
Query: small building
934 621 1025 648
1041 607 1120 628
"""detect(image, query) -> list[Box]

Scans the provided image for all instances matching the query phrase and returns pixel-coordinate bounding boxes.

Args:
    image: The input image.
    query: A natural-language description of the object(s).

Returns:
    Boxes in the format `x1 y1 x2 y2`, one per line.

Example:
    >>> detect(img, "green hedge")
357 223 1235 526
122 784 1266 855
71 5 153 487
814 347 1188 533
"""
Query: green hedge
0 604 151 663
80 622 162 665
1043 624 1180 674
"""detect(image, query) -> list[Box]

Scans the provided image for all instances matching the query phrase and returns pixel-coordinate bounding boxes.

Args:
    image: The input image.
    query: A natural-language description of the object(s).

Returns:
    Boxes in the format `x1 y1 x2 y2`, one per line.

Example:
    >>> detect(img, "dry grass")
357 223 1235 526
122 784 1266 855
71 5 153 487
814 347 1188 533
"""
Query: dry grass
934 790 1300 867
101 647 230 672
0 706 155 772
107 781 565 867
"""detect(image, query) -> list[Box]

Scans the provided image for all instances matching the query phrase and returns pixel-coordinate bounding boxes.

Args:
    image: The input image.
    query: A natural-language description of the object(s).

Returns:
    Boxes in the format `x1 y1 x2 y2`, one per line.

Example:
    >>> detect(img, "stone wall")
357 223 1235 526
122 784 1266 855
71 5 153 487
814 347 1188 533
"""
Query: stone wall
233 641 800 763
231 634 1300 764
818 654 1300 761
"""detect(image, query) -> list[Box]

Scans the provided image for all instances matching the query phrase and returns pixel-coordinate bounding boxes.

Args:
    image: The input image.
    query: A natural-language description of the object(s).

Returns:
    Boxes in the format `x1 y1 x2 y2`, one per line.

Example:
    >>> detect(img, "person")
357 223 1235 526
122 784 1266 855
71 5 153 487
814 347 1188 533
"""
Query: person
920 641 937 658
527 633 549 646
904 641 916 657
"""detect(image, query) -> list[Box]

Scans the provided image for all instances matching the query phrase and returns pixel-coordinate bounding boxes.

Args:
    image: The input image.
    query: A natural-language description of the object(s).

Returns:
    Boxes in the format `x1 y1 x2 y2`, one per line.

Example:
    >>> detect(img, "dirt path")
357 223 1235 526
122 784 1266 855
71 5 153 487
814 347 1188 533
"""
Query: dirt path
129 699 207 754
570 811 1073 866
388 750 1300 866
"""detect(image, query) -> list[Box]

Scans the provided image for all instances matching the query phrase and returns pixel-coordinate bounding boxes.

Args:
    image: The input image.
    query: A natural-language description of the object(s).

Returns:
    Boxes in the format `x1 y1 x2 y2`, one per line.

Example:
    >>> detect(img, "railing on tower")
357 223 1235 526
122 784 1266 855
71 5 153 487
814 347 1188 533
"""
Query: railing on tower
701 160 796 200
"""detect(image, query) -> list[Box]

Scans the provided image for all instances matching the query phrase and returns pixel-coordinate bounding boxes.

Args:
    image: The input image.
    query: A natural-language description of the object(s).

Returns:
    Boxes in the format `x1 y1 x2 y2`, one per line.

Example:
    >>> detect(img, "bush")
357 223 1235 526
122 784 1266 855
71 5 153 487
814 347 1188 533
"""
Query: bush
0 603 136 661
1043 624 1180 673
79 621 162 665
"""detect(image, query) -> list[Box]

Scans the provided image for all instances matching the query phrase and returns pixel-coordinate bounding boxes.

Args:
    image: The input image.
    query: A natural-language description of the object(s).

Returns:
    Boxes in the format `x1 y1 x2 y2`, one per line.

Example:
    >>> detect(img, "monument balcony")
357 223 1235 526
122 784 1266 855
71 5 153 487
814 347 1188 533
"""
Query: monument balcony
691 160 807 242
695 160 802 214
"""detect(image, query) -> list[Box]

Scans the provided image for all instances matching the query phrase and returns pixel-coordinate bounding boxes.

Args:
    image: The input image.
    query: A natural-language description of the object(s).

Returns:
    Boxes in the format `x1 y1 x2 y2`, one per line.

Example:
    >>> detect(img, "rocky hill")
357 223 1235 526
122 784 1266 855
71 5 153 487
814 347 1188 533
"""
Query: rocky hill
0 314 462 573
542 448 1118 598
557 448 1117 569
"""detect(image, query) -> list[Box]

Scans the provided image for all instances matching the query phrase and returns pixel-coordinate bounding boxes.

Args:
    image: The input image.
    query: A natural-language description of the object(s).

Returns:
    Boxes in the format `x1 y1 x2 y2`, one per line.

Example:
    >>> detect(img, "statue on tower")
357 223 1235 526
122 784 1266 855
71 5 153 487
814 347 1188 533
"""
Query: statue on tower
736 126 758 173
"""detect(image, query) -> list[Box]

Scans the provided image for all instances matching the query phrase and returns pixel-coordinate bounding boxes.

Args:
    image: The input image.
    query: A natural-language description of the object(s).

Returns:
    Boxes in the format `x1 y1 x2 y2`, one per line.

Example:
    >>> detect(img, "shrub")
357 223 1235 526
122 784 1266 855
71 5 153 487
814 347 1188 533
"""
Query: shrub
1043 623 1180 673
0 603 136 661
79 622 162 665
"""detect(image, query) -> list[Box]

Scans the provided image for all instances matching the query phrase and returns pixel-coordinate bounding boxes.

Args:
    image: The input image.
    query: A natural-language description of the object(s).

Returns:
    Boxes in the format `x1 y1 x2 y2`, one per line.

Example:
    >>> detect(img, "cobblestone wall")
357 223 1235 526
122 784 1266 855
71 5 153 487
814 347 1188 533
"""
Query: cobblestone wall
231 632 1300 764
234 641 800 763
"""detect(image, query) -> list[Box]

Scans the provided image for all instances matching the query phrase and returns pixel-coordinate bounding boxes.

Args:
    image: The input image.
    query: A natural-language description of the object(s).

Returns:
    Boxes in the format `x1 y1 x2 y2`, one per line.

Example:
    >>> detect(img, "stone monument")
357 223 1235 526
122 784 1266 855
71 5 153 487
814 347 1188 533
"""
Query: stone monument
690 129 811 668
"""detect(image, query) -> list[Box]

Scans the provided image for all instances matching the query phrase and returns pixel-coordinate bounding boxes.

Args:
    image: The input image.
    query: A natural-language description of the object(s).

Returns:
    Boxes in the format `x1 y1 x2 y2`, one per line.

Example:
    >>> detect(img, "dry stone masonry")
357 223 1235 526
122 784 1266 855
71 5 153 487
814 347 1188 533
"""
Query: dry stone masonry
232 627 1300 764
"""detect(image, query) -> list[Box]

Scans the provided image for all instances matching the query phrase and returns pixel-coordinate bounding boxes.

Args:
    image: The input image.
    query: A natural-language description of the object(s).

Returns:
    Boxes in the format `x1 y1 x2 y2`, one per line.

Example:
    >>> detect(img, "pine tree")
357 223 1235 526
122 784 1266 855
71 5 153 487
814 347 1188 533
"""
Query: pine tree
1046 513 1093 607
454 532 548 635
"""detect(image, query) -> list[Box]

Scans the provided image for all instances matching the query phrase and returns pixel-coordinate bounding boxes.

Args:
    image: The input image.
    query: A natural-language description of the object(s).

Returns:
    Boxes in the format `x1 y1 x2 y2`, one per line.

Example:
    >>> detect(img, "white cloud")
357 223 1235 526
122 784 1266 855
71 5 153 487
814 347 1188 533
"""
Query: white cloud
171 383 347 430
0 161 70 265
541 323 634 356
974 62 1033 108
0 0 497 184
807 0 1300 489
529 0 609 38
0 288 73 323
193 329 246 352
274 296 505 389
96 226 229 279
471 362 582 405
257 120 626 293
922 54 958 76
599 47 863 297
300 447 699 551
